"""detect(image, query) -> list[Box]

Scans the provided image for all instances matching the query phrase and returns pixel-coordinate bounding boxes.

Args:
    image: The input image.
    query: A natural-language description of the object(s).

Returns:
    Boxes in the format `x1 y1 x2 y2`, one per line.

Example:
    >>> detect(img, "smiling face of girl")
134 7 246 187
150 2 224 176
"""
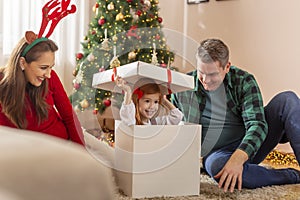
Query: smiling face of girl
138 93 160 122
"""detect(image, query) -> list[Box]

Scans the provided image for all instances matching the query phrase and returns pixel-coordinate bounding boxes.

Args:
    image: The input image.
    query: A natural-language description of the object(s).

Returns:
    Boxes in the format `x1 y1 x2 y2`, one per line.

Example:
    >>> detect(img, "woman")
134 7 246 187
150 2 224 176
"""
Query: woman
0 33 84 146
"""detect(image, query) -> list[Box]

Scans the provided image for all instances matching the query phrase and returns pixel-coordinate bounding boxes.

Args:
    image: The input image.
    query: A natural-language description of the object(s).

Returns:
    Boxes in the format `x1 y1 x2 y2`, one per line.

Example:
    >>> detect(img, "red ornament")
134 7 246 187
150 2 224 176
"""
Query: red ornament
73 82 80 89
160 63 167 68
103 99 111 107
99 67 105 72
126 0 133 3
91 30 96 35
76 53 83 60
155 34 160 40
149 14 154 18
98 18 106 26
93 109 98 115
136 10 142 16
157 17 163 23
95 3 99 8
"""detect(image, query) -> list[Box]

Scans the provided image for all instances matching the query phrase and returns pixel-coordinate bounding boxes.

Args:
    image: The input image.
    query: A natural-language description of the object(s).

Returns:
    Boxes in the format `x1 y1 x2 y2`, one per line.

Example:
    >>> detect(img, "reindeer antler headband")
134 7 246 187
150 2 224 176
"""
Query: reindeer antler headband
21 0 76 57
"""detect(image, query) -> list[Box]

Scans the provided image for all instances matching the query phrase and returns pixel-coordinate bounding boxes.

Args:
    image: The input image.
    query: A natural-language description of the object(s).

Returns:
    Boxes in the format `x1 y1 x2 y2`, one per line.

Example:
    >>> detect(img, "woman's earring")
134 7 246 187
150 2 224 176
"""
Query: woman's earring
21 66 25 71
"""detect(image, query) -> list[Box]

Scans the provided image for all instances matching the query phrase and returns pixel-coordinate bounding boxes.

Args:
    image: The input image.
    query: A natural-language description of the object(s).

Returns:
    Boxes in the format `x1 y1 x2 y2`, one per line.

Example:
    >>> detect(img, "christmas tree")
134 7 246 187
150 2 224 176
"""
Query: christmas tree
69 0 175 116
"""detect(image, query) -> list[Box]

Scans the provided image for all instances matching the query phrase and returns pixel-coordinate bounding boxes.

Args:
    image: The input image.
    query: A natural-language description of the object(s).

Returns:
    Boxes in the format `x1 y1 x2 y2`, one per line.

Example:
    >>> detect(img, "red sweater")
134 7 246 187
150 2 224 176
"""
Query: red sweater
0 70 84 146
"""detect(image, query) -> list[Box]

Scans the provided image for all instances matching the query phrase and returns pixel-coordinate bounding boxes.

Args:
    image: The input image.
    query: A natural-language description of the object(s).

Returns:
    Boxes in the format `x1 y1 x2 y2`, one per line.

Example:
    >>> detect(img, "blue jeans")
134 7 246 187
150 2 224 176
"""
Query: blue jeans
203 91 300 189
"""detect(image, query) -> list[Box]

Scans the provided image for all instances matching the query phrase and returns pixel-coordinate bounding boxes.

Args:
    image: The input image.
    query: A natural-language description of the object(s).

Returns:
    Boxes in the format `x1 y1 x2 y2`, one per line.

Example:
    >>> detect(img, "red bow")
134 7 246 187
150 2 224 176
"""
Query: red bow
133 88 144 99
126 25 140 39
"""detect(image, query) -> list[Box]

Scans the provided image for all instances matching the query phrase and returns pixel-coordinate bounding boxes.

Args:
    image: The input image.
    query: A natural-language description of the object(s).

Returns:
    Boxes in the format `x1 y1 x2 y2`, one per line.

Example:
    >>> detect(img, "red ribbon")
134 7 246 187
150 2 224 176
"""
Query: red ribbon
167 68 172 94
111 67 117 82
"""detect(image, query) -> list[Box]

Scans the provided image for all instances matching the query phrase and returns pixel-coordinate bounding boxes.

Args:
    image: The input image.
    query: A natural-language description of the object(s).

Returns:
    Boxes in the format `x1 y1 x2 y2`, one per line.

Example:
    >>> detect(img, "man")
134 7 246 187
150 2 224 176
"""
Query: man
172 38 300 192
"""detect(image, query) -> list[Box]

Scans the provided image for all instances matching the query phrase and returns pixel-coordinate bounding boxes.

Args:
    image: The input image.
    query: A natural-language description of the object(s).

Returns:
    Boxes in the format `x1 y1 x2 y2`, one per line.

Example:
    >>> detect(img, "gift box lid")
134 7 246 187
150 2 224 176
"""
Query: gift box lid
92 61 194 94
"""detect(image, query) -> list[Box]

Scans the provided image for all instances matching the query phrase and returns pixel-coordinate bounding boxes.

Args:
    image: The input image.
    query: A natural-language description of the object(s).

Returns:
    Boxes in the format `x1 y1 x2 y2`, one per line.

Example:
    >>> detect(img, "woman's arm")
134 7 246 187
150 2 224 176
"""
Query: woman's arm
49 70 85 146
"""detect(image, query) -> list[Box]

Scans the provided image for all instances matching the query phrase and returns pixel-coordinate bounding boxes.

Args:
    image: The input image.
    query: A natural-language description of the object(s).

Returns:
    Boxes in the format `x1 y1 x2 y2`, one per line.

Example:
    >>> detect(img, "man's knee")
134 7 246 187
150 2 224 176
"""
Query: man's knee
204 154 228 177
274 91 298 103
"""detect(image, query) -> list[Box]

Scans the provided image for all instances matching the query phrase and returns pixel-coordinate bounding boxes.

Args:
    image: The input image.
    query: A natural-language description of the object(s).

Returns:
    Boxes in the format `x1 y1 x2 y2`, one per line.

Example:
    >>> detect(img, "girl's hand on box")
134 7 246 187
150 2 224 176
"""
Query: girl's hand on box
161 95 176 110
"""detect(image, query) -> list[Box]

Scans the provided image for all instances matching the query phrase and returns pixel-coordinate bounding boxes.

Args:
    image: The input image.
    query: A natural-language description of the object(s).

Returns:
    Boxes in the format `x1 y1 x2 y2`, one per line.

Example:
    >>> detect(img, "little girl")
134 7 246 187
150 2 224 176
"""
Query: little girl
115 76 183 126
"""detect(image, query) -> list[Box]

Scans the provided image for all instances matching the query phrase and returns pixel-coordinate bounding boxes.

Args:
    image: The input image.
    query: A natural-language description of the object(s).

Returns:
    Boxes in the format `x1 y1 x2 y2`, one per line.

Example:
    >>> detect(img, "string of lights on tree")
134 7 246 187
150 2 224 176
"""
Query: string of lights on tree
69 0 175 117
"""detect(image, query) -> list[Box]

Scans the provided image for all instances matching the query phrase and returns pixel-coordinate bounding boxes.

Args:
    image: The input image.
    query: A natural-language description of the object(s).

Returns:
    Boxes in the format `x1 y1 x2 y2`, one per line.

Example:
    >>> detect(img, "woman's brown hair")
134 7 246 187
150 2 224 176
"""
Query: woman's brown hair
0 38 58 128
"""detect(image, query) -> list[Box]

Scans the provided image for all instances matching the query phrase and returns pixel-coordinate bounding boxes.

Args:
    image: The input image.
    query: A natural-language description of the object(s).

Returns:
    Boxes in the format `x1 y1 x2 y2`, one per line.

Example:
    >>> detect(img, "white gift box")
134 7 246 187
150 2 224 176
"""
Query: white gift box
92 61 194 94
113 121 201 198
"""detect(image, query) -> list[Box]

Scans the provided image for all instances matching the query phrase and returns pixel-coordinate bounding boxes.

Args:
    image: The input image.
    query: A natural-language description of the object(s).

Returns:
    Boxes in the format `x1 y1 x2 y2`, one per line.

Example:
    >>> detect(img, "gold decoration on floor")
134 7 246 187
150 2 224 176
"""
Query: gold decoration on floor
264 150 299 169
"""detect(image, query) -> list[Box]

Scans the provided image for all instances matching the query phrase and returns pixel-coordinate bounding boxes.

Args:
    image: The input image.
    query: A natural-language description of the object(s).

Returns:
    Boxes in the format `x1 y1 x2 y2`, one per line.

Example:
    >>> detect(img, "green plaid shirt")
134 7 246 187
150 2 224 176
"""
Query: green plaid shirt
171 66 268 160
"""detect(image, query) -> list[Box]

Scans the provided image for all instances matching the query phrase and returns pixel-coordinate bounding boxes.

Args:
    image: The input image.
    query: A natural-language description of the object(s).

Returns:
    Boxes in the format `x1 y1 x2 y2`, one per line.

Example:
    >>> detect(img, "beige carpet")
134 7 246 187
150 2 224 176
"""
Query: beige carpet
114 152 300 200
115 173 300 200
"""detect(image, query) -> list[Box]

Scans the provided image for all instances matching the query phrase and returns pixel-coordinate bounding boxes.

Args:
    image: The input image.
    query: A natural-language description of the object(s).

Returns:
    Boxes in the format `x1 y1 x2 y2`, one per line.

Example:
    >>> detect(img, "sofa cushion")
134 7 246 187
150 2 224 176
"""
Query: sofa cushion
0 126 115 200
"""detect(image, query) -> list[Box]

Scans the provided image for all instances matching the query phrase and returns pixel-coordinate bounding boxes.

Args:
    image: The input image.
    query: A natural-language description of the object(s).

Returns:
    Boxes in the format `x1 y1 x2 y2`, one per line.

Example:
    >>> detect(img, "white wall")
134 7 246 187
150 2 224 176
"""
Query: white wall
3 0 298 103
159 0 300 103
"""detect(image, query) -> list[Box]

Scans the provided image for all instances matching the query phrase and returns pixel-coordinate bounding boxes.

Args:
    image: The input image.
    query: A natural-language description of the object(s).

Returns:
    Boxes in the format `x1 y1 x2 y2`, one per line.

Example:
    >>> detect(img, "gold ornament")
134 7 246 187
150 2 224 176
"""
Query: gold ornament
116 13 124 21
128 51 136 60
72 68 78 76
80 99 89 109
112 35 118 42
110 56 121 68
